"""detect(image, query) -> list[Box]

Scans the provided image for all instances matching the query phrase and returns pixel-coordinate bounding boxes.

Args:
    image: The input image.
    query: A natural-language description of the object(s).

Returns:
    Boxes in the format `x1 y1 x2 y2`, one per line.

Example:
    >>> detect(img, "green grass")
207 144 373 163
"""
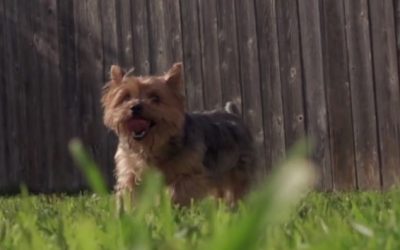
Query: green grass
1 191 400 250
1 140 399 249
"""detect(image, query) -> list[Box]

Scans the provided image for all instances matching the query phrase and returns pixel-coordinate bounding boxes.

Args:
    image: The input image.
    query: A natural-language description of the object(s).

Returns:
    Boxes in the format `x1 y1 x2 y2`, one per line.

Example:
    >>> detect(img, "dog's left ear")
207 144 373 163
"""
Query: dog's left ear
110 65 125 83
165 62 183 91
102 65 125 101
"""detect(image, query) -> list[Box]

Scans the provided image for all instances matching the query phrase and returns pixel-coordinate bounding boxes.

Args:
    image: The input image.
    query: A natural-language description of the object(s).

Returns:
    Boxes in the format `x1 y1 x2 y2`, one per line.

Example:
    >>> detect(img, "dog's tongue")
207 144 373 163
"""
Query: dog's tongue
127 118 150 133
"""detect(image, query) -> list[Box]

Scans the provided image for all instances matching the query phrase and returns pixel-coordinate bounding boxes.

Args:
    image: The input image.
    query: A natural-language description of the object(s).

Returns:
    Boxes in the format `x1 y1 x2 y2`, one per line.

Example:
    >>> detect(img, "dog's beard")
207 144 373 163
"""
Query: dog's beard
117 117 183 157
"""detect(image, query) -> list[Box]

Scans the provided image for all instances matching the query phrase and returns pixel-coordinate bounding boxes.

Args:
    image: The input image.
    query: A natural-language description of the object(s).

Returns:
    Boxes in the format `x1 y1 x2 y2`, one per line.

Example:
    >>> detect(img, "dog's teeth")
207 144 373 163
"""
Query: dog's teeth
133 130 147 139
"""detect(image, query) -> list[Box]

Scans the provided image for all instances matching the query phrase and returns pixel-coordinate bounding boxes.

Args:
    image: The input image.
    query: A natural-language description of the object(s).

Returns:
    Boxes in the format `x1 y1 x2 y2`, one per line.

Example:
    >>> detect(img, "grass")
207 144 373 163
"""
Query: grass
2 191 400 250
0 140 399 249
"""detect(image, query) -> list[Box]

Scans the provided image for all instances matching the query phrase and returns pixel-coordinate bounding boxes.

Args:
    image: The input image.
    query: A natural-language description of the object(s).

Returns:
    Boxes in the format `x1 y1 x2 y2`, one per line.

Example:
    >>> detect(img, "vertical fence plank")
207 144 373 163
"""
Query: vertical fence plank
146 0 162 73
234 0 266 172
58 0 80 190
163 1 183 68
147 0 182 73
100 0 118 187
396 0 400 63
180 0 204 111
131 0 150 75
395 0 400 186
86 0 106 189
34 0 58 191
74 0 104 189
254 0 285 172
116 0 134 68
276 0 306 149
321 0 357 190
298 0 332 190
198 0 222 110
25 0 47 192
73 1 87 191
35 0 64 191
32 0 50 191
17 0 41 191
216 0 242 108
0 0 7 190
369 0 400 189
3 0 23 190
344 0 380 190
13 0 30 190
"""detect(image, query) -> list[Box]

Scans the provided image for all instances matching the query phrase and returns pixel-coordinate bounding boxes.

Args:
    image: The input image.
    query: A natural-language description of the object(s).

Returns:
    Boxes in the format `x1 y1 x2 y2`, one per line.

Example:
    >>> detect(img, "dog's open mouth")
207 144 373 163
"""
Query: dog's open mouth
126 117 155 140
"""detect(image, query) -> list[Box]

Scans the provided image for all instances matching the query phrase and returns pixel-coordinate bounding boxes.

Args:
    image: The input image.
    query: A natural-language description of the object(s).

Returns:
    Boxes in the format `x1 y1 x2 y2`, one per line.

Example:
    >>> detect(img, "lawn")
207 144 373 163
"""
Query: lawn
0 141 398 250
1 190 399 250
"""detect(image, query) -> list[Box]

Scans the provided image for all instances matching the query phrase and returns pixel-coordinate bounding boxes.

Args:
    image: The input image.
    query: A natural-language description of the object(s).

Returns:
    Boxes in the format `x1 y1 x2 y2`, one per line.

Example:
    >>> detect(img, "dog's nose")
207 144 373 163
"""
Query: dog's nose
131 104 143 116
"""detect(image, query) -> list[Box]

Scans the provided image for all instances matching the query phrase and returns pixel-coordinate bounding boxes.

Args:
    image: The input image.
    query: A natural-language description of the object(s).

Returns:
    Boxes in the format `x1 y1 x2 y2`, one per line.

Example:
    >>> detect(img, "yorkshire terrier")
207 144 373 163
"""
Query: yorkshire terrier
101 62 255 206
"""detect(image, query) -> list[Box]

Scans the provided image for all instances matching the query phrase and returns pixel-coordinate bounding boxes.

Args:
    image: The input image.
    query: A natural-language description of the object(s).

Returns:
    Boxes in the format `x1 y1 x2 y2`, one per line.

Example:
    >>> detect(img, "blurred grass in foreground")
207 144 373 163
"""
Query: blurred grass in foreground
1 139 398 249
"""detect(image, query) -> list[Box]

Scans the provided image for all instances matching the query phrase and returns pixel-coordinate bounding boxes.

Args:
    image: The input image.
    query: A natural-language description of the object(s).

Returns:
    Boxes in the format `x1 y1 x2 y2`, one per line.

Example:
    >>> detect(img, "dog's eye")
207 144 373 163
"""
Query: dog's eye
149 94 161 104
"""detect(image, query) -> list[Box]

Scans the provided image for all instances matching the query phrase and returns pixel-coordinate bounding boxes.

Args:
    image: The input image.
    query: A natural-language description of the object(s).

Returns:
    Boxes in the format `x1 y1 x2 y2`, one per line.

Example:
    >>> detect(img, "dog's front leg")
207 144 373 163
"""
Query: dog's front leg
114 148 145 214
169 174 210 206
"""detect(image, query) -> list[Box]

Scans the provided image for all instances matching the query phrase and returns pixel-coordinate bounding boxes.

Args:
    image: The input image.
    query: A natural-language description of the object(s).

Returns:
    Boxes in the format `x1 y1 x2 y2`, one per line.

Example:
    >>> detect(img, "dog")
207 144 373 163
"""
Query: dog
101 62 256 206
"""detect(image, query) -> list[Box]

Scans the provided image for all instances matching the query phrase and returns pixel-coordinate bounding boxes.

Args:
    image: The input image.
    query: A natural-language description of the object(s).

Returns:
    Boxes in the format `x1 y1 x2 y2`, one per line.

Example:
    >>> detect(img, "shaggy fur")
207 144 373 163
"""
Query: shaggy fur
101 62 255 206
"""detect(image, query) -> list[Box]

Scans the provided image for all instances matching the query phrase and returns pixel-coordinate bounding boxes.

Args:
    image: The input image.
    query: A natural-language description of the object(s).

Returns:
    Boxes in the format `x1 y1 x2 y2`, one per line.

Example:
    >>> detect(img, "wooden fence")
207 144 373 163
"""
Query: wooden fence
1 0 400 193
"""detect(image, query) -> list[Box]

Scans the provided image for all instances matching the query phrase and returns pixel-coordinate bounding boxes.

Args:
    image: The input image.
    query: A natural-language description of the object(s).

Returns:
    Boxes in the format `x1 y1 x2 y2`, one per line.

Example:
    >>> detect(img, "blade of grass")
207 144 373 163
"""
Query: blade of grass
68 138 108 195
207 140 317 250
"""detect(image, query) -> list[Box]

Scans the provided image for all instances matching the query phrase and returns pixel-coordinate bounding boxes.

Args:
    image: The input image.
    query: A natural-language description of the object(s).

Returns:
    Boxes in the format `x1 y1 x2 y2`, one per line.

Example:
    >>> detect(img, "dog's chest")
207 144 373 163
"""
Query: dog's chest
151 148 205 184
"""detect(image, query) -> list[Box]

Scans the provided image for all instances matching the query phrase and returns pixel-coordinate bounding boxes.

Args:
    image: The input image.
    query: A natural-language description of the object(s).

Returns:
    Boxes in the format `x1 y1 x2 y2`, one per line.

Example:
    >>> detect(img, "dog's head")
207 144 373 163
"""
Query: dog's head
101 63 185 151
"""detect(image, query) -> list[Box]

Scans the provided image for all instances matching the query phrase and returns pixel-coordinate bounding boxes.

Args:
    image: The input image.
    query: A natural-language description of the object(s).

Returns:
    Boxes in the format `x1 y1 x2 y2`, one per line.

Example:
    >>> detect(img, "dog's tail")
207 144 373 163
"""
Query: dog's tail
224 101 240 115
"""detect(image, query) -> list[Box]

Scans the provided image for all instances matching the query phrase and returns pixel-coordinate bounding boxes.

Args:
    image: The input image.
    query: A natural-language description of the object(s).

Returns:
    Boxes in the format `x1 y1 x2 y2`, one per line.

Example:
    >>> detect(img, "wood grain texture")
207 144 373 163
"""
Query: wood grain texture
298 0 332 190
131 0 150 75
147 0 182 74
276 0 306 149
116 0 134 68
3 0 22 190
73 0 104 190
33 0 54 191
100 0 119 187
369 0 400 189
19 0 45 191
39 0 56 191
37 0 64 191
180 0 204 111
216 0 242 109
321 0 357 190
73 0 87 189
85 0 107 189
254 0 285 172
0 0 7 189
396 0 400 50
2 0 400 192
147 0 167 73
396 0 400 55
163 0 183 67
58 0 80 191
344 0 380 189
234 0 266 173
198 0 222 110
13 0 29 189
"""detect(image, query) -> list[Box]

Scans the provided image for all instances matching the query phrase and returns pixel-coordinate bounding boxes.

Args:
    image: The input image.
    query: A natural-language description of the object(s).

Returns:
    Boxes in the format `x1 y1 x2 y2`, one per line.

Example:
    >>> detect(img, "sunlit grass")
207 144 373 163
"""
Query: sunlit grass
0 140 398 249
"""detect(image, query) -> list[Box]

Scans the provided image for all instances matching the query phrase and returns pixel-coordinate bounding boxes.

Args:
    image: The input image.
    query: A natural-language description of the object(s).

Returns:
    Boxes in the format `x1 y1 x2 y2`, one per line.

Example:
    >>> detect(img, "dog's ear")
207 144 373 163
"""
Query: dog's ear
165 62 183 91
102 65 125 104
110 65 125 83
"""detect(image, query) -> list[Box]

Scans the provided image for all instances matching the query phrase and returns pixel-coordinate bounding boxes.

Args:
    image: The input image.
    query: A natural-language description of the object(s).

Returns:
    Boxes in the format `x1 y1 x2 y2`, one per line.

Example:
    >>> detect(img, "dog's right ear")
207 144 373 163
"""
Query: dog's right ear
102 65 124 104
110 65 125 83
